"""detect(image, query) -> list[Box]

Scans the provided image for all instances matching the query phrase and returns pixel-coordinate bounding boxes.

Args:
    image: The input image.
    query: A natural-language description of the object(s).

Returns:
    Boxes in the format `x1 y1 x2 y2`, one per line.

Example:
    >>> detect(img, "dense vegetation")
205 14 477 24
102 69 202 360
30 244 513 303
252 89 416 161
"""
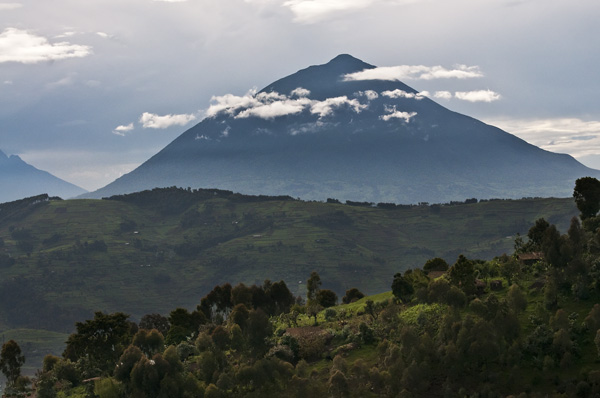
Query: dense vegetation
3 180 600 397
0 188 577 334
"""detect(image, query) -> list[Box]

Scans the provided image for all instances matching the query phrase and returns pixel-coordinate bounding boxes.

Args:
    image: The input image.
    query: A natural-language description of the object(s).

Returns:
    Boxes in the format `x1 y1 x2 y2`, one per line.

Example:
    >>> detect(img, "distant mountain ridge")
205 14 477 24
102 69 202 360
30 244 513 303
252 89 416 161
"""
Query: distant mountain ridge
83 54 600 203
0 149 86 203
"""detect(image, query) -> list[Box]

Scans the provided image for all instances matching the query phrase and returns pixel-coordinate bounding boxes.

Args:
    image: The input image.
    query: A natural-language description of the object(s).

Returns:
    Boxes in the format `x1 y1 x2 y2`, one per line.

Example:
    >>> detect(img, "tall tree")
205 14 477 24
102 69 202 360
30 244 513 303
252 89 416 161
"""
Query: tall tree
63 312 132 373
574 177 600 220
0 340 25 386
306 271 322 302
392 272 414 303
449 255 476 296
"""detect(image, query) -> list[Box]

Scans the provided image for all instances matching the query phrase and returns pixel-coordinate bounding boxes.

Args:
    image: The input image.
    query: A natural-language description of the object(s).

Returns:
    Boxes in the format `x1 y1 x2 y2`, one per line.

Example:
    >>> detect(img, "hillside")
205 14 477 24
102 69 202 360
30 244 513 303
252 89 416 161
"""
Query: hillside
0 189 578 337
4 204 600 398
83 54 600 203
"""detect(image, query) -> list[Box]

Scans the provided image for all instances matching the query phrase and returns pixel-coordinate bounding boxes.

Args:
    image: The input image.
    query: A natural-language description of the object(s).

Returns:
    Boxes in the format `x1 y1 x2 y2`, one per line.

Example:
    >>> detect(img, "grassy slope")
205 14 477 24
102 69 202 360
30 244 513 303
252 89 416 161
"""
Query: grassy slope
0 194 578 371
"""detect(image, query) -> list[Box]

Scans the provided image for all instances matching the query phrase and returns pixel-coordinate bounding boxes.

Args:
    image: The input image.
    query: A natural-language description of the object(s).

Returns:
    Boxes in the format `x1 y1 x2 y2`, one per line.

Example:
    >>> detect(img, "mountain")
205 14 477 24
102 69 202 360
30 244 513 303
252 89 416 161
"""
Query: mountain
0 150 87 203
83 54 599 203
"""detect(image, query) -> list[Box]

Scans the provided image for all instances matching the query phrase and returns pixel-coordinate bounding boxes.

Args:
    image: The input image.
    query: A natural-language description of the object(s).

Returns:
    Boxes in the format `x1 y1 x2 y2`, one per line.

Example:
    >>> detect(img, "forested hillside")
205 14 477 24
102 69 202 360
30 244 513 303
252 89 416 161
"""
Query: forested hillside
3 192 600 397
0 189 577 337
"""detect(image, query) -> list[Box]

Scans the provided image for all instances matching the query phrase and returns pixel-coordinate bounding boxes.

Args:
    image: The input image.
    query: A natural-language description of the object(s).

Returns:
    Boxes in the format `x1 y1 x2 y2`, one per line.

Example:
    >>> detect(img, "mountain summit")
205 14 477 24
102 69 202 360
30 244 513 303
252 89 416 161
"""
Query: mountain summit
85 55 599 203
0 150 87 203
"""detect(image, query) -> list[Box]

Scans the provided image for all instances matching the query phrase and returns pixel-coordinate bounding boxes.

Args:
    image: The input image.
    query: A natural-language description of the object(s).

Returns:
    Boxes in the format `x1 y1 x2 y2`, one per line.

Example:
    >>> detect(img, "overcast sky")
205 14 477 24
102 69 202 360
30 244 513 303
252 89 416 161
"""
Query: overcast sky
1 0 599 191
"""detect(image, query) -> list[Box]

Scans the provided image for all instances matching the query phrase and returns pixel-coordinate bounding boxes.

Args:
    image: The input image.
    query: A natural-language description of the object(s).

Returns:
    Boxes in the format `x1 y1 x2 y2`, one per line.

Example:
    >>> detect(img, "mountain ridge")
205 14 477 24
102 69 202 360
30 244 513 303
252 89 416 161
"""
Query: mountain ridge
0 149 87 203
82 54 600 203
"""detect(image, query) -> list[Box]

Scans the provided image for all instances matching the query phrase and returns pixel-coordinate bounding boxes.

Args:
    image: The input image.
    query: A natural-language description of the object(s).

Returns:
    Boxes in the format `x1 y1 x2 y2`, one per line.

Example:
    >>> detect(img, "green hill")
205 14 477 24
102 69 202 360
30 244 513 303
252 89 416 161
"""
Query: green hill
0 190 577 336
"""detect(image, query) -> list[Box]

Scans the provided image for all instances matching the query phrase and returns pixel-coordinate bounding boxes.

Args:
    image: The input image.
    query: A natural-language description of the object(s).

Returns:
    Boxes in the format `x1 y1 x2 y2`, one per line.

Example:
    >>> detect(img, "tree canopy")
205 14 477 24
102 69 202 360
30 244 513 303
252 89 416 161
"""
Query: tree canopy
574 177 600 219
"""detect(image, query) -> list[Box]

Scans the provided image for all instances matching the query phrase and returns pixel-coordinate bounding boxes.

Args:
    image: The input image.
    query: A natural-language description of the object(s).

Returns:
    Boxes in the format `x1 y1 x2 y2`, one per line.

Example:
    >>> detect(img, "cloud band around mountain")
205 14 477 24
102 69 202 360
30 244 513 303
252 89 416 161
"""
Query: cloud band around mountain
344 64 483 81
206 88 369 120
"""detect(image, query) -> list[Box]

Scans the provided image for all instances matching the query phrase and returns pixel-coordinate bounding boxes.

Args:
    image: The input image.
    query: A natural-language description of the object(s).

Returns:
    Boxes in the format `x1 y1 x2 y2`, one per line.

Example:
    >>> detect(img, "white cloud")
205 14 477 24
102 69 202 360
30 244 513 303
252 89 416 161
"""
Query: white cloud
54 31 77 39
96 32 115 39
112 123 134 136
291 87 310 97
153 0 188 2
344 64 483 81
206 89 260 117
207 89 367 120
283 0 373 23
433 91 452 100
236 98 309 119
0 3 22 10
454 89 501 102
356 90 379 100
0 28 92 64
139 112 197 129
381 89 426 100
380 106 417 122
310 96 367 117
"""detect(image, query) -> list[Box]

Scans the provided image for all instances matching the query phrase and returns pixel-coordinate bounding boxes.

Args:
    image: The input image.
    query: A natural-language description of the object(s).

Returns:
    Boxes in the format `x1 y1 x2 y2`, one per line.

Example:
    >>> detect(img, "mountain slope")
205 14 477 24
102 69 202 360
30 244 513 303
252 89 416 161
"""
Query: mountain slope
0 150 87 203
84 54 599 203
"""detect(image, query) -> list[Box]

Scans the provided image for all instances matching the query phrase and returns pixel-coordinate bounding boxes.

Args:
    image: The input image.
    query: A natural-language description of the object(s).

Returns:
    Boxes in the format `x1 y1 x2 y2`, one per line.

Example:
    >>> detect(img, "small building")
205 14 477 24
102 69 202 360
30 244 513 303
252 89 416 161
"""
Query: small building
490 280 503 291
518 252 543 266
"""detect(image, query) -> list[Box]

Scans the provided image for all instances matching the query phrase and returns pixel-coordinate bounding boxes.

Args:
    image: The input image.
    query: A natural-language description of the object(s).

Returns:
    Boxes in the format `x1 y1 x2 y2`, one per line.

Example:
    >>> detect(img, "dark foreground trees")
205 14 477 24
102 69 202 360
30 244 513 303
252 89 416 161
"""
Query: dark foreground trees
574 176 600 220
1 339 25 386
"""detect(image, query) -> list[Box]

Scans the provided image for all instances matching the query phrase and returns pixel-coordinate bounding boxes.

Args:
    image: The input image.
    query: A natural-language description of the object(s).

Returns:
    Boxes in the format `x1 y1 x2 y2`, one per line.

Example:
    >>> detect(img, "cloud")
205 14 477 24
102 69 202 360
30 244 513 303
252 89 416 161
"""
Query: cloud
139 112 197 129
433 91 452 100
380 106 417 122
236 98 309 119
112 123 134 136
153 0 188 2
484 117 600 159
344 64 483 81
454 89 501 102
0 3 22 10
54 31 76 39
291 87 310 97
283 0 373 23
206 89 261 117
310 96 367 117
381 89 426 100
0 28 92 64
207 88 367 120
356 90 379 100
96 32 116 39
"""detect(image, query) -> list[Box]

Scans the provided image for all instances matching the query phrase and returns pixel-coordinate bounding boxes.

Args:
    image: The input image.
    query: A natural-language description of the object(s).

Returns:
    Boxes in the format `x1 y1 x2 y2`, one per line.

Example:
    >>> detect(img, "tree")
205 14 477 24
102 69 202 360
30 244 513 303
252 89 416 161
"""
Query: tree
423 257 449 273
391 272 414 303
306 271 322 302
342 288 365 304
132 329 165 357
316 289 338 308
139 313 170 336
268 280 295 315
246 309 272 355
506 284 528 314
448 255 476 296
0 340 25 386
574 177 600 220
526 218 550 251
63 312 132 373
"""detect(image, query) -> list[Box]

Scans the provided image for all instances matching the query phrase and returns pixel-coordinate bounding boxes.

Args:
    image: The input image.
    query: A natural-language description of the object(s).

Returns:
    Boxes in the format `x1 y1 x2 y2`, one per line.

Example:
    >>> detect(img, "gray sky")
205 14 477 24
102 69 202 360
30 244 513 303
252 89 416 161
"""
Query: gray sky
1 0 599 191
